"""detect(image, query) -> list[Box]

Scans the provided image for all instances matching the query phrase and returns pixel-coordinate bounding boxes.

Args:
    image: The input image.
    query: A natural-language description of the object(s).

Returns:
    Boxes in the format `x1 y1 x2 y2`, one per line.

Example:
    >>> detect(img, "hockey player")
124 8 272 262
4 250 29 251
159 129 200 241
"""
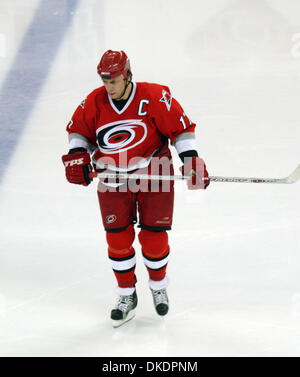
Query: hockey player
62 50 209 327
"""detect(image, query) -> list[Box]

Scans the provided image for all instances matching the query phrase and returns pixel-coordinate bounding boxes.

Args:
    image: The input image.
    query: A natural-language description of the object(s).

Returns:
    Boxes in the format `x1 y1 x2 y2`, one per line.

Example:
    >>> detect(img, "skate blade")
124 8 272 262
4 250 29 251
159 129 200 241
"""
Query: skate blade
112 310 136 328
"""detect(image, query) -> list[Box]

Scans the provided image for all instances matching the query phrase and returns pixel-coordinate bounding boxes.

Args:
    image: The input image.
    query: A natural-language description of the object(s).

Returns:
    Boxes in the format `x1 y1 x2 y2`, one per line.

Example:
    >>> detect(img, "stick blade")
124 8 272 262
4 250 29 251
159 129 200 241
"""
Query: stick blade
288 164 300 183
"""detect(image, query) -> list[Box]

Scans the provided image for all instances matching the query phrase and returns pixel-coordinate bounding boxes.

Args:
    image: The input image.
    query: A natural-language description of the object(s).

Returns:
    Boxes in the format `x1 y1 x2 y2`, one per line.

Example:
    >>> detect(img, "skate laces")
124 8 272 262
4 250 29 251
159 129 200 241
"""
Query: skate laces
152 289 168 305
116 294 135 312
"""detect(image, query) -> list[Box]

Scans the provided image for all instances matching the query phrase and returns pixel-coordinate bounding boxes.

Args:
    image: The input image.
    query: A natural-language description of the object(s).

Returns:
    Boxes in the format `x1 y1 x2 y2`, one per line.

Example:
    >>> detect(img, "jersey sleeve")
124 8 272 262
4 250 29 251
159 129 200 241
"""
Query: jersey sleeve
148 84 198 157
65 95 98 153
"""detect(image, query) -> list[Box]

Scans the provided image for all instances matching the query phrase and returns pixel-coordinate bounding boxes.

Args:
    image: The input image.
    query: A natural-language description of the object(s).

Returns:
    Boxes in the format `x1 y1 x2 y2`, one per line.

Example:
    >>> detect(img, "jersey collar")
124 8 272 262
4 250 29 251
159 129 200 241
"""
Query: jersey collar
108 82 137 115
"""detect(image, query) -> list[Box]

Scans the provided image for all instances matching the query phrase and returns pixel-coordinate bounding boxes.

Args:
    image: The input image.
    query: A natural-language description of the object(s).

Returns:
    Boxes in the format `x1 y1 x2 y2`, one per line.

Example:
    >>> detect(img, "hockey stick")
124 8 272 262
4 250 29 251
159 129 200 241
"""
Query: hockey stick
209 163 300 184
89 163 300 184
89 171 192 181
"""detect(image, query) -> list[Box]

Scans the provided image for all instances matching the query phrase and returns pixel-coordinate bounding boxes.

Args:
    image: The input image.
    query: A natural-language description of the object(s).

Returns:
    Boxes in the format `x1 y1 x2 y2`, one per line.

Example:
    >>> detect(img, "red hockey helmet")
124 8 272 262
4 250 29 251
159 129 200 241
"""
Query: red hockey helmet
97 50 131 79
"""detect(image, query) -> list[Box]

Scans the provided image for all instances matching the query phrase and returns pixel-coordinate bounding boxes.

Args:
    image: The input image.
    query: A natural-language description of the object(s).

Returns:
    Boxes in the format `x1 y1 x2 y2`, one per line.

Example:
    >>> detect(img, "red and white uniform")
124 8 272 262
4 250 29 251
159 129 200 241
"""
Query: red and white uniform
65 82 198 290
66 82 197 172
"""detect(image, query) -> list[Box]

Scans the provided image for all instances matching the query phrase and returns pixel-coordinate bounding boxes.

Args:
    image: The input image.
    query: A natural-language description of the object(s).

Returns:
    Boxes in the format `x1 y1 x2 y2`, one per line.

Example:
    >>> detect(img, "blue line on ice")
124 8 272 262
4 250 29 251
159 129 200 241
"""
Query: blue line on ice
0 0 80 183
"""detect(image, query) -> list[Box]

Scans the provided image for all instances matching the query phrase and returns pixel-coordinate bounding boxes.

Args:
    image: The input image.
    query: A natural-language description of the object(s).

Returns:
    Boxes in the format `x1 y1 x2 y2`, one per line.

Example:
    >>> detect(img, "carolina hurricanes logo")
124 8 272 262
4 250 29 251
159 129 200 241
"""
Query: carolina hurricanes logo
160 89 172 111
80 98 86 109
105 215 117 224
97 119 147 154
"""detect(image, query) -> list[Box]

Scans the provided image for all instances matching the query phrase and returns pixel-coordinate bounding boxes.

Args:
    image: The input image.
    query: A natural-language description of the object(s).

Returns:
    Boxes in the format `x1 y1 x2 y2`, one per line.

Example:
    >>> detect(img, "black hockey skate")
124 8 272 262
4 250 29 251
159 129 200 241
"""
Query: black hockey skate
111 290 138 328
151 288 169 316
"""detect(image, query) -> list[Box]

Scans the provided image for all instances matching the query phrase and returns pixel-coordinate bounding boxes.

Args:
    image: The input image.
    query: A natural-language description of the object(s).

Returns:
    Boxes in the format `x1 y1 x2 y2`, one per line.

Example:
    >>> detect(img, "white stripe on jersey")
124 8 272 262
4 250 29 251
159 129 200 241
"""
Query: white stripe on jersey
173 132 197 154
68 133 97 153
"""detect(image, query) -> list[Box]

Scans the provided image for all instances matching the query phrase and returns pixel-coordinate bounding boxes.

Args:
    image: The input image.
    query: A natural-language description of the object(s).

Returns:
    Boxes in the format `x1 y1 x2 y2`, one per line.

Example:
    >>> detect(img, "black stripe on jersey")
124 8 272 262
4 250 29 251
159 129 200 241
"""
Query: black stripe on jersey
142 251 170 263
109 254 135 262
112 265 136 274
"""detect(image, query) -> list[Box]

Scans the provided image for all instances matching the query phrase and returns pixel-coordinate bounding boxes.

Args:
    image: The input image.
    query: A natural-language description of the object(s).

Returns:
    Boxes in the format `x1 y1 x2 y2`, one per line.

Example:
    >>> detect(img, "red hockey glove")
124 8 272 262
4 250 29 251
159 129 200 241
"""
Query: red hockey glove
62 148 93 186
180 156 210 190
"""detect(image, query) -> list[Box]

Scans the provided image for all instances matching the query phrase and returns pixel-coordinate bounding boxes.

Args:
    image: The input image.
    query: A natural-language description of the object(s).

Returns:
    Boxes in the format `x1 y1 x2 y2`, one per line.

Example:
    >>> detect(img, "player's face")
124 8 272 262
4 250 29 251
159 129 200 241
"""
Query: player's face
102 75 126 100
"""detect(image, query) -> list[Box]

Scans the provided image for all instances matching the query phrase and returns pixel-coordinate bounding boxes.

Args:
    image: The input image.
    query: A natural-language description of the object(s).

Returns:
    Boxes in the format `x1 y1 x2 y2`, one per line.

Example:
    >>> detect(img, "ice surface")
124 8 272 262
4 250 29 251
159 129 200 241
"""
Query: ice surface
0 0 299 357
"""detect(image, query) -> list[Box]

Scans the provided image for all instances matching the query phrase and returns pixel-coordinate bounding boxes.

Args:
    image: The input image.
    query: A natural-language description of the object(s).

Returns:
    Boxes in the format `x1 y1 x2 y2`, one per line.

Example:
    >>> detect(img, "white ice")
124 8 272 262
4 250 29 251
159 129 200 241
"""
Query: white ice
0 0 299 357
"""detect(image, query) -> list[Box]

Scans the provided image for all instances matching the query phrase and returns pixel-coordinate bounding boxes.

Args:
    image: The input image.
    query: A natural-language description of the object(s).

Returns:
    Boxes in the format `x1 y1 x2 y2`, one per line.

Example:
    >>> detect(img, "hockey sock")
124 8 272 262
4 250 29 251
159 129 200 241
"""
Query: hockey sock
107 225 137 288
138 229 170 282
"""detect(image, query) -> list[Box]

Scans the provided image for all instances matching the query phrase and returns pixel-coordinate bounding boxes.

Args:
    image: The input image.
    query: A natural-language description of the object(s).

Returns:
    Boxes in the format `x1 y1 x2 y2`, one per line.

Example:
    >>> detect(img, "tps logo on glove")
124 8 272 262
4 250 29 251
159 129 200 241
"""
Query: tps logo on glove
62 150 93 186
63 158 85 167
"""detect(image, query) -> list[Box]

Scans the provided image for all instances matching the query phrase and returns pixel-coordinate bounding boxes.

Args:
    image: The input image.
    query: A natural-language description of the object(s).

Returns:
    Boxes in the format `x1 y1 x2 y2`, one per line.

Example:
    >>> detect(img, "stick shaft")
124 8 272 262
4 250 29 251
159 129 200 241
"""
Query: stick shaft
89 172 190 181
209 176 290 184
89 168 299 184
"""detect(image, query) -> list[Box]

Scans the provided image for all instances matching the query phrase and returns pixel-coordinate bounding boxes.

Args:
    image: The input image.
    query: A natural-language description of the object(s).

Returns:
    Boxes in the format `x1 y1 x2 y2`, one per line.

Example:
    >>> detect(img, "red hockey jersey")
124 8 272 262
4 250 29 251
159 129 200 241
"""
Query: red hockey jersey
66 82 197 172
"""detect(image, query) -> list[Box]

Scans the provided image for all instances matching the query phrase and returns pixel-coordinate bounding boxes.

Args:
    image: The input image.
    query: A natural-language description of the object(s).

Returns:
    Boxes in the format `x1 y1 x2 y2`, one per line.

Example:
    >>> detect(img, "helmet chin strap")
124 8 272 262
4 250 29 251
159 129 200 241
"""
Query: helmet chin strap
115 78 131 100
